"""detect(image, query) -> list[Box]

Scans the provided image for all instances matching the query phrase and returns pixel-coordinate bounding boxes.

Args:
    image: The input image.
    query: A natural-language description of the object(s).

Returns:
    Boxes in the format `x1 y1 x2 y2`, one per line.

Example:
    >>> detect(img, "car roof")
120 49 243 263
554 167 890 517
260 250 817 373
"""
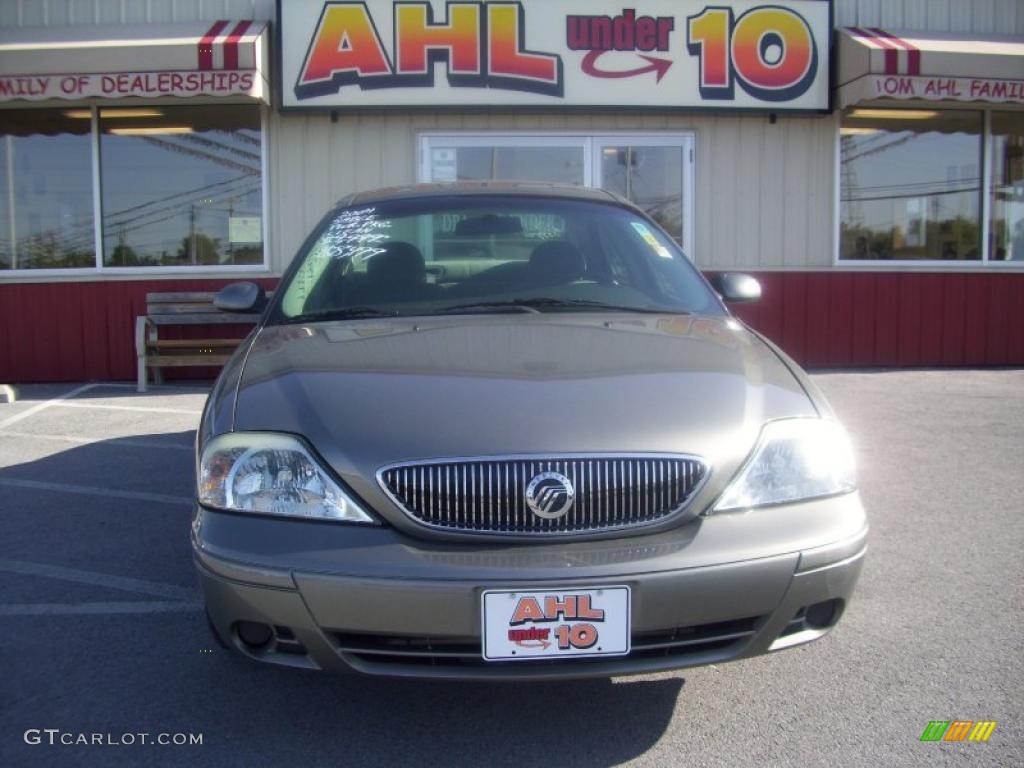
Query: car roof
338 181 632 209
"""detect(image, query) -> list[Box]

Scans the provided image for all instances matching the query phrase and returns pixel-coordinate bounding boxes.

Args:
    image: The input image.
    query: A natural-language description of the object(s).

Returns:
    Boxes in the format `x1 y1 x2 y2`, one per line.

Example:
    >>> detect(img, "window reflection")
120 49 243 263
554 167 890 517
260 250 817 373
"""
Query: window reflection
432 146 584 186
600 145 684 244
840 109 982 261
0 109 94 269
99 105 263 267
991 112 1024 261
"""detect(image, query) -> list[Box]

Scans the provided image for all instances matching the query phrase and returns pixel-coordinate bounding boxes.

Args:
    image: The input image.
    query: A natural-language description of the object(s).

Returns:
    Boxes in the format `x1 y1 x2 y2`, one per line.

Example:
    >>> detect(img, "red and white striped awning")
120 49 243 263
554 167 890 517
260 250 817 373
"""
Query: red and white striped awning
838 28 1024 108
0 20 269 103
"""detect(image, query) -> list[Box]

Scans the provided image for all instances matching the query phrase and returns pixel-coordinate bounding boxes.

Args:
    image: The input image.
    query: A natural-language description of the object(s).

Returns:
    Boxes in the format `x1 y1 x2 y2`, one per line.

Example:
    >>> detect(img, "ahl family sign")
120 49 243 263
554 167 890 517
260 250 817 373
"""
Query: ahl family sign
279 0 832 110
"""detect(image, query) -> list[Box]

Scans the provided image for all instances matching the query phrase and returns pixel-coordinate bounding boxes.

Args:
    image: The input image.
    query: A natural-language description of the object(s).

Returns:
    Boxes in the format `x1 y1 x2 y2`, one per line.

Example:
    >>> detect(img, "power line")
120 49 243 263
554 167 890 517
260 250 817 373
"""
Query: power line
843 187 981 203
137 136 259 175
179 133 261 163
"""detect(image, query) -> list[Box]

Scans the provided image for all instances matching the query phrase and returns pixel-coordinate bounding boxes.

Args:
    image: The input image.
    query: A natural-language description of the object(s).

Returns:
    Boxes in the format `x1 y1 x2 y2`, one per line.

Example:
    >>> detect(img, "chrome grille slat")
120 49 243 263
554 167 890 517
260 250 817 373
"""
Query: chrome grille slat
590 462 595 530
380 455 707 536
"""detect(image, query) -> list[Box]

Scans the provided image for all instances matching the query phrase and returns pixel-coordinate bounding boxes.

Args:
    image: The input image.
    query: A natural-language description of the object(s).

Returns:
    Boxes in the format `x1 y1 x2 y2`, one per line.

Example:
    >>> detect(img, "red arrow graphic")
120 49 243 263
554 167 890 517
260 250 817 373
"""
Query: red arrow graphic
581 49 673 83
514 638 551 650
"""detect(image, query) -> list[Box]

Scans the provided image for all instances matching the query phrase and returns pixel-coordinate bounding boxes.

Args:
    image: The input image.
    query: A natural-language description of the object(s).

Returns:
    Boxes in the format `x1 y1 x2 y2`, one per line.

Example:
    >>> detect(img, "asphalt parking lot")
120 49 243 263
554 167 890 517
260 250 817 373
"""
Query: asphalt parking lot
0 371 1021 767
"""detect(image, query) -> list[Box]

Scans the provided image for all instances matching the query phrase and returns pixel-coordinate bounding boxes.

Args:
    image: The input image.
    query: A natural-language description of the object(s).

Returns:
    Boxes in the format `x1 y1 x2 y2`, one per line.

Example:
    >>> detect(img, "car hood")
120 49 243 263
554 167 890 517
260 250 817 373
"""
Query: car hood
228 314 817 527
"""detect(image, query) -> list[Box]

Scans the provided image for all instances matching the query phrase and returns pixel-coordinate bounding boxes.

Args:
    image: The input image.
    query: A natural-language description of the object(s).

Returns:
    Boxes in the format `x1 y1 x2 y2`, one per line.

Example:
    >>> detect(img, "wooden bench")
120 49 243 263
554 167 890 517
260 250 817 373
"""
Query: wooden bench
135 291 268 393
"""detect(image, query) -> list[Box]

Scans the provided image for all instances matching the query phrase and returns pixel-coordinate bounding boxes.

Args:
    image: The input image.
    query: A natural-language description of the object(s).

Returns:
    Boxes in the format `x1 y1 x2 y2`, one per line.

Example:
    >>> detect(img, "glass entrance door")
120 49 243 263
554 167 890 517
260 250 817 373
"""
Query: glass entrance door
419 133 695 256
593 136 694 256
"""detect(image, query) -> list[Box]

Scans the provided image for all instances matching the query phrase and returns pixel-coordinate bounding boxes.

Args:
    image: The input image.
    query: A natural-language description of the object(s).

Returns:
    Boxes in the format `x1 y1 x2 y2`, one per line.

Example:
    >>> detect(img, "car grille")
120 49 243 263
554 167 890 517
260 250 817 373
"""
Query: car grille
377 455 708 535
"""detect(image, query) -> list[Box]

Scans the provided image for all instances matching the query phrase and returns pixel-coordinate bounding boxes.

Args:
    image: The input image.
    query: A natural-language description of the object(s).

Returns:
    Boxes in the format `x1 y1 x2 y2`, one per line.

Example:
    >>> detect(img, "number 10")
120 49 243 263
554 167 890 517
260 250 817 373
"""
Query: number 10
687 5 819 102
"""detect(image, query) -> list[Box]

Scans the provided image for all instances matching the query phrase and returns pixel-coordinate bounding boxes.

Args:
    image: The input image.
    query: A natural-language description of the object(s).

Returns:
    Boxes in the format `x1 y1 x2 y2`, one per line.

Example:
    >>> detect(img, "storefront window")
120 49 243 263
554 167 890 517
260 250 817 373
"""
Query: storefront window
0 109 94 270
991 112 1024 262
839 109 982 261
100 106 263 267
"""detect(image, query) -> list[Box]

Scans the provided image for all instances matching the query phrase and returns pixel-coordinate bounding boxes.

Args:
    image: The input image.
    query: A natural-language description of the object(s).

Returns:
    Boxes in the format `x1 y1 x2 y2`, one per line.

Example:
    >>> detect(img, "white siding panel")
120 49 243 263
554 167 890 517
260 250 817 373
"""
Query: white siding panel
120 1 147 24
0 0 275 25
950 0 977 32
45 0 71 25
924 0 952 30
327 116 357 205
855 0 884 26
265 112 837 273
381 115 414 187
226 0 266 19
781 119 811 269
970 0 997 32
803 116 836 270
302 116 333 232
879 1 906 28
709 117 741 269
354 115 386 195
68 0 94 24
3 1 1016 32
268 114 310 269
0 2 18 25
17 1 46 25
995 1 1021 32
900 0 930 27
173 0 201 23
835 2 853 26
146 1 174 23
736 117 764 270
836 0 1024 33
760 119 787 268
116 1 144 23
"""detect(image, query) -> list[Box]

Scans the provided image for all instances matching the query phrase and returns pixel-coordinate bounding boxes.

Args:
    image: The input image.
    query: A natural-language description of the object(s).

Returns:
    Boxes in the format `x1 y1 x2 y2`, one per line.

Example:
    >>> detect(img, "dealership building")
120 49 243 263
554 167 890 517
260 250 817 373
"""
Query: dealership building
0 0 1021 382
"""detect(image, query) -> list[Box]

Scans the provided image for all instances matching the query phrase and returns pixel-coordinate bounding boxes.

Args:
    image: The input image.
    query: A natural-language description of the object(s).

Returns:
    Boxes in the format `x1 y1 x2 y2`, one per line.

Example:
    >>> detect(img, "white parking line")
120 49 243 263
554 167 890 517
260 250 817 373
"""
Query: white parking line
0 601 202 616
0 558 197 600
0 478 191 506
53 402 203 416
91 382 208 393
0 383 100 430
0 430 194 452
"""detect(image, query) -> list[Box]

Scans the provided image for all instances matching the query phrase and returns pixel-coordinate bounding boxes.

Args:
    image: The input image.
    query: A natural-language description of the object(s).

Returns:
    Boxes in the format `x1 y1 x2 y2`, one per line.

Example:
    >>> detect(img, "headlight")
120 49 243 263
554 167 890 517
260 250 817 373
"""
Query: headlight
198 432 376 523
714 418 856 512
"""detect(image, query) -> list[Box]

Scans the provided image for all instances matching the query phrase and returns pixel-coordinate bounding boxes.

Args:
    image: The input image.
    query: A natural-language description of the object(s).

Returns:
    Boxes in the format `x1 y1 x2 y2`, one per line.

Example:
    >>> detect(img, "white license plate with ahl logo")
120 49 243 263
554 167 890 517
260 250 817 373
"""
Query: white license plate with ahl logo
481 586 631 661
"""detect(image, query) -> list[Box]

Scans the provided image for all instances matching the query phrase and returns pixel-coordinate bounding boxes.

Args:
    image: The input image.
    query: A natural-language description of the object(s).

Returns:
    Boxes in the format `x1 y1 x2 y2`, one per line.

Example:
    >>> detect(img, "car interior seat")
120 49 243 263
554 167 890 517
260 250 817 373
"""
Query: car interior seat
349 242 441 304
528 240 586 286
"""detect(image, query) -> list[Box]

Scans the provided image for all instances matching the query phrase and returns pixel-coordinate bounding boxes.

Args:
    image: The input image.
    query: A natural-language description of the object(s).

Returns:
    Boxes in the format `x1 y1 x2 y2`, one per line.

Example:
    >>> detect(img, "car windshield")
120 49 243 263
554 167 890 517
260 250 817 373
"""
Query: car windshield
274 195 724 323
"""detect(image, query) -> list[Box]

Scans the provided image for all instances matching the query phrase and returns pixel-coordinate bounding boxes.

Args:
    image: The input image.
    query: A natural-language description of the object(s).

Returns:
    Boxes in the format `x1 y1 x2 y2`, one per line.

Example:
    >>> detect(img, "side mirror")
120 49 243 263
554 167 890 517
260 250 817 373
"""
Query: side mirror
213 281 266 313
710 272 761 303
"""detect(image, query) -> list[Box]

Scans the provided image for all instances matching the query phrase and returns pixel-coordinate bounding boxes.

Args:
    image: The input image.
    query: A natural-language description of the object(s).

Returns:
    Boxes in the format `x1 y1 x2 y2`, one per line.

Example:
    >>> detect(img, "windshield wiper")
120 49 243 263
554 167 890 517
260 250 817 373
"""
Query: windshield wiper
284 306 400 324
435 301 544 315
438 298 687 315
522 298 686 313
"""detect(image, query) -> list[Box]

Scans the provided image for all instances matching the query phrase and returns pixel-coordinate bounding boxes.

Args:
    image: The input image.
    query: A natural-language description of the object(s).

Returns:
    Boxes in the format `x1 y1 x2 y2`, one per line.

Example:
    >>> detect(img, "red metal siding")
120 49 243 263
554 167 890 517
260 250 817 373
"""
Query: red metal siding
0 278 278 383
0 272 1022 383
728 271 1024 368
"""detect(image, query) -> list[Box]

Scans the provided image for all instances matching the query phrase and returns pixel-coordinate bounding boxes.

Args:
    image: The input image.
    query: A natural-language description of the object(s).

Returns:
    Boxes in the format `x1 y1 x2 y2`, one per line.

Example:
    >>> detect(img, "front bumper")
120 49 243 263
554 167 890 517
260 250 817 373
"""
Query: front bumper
193 493 867 680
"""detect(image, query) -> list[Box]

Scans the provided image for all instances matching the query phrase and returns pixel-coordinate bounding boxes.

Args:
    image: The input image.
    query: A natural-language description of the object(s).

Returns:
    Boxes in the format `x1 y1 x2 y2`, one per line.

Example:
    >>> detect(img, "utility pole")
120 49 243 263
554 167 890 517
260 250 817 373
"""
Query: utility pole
840 135 863 229
228 198 234 264
189 204 196 265
6 135 16 269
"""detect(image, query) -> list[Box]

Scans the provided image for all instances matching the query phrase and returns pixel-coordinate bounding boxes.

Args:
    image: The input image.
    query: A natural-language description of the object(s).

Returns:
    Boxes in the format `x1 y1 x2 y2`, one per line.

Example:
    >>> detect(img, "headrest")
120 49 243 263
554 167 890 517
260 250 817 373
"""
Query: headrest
529 240 586 283
367 242 426 281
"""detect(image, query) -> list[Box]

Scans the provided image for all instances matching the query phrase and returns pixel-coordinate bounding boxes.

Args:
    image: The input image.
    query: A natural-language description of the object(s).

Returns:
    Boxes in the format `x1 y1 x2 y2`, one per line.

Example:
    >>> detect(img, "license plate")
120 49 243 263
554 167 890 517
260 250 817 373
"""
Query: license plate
481 586 631 661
